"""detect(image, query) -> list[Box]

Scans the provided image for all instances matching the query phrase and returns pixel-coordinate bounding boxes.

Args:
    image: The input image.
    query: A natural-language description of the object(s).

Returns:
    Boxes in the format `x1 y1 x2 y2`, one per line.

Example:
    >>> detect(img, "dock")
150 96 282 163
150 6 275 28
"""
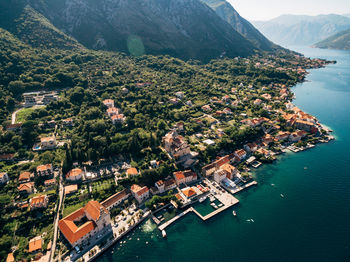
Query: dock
151 214 161 225
224 181 257 195
158 208 192 231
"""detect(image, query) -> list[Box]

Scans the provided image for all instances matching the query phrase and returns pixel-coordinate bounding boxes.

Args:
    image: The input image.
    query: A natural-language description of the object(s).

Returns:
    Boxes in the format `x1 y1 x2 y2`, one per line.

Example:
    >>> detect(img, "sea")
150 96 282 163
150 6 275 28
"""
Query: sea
97 46 350 262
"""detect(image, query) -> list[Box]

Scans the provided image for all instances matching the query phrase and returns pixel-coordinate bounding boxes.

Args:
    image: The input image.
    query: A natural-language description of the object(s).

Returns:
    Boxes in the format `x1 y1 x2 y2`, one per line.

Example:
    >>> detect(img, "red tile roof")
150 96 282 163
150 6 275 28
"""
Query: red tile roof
29 236 42 253
36 164 52 173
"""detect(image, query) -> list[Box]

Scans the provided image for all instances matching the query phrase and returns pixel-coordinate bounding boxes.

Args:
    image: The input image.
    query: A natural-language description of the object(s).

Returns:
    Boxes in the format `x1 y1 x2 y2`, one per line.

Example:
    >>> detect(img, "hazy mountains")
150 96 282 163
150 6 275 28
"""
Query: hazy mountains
0 0 282 61
315 28 350 50
200 0 278 51
253 14 350 46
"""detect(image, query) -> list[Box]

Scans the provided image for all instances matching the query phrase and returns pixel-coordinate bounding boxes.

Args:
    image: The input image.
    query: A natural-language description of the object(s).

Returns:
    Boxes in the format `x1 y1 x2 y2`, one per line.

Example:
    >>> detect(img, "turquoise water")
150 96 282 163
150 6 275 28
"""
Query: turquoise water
97 47 350 262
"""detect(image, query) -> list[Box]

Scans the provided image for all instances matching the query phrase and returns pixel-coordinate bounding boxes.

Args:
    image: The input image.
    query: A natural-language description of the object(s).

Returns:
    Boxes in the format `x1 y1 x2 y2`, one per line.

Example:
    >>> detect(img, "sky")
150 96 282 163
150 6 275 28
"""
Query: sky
228 0 350 21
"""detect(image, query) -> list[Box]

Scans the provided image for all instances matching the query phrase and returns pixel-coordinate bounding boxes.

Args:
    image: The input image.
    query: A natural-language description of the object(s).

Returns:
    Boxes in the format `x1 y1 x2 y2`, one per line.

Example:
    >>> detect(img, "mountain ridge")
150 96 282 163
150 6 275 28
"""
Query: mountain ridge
314 28 350 50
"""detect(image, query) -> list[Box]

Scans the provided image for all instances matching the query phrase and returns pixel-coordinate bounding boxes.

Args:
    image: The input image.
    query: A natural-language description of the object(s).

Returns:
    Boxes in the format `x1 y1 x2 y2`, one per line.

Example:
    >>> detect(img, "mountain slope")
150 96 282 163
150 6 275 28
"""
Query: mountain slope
315 29 350 50
18 0 257 61
200 0 277 51
252 14 350 46
0 2 82 50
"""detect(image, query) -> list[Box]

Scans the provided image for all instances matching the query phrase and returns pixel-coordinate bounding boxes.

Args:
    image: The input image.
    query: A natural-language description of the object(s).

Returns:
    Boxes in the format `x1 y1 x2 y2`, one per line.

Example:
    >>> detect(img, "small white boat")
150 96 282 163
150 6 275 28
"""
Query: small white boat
271 184 275 187
199 196 207 203
280 194 284 198
162 230 167 238
232 211 237 216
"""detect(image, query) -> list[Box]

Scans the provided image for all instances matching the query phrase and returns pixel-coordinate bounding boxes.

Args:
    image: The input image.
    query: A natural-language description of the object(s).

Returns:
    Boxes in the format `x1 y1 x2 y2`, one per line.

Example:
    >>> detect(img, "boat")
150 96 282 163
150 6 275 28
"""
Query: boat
232 210 237 216
280 194 284 198
199 196 207 203
210 203 218 209
162 230 167 238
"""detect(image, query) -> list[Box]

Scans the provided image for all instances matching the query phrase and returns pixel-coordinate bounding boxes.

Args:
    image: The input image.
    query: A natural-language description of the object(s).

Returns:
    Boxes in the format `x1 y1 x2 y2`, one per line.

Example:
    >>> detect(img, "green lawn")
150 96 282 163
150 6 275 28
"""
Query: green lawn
63 200 88 217
15 108 38 123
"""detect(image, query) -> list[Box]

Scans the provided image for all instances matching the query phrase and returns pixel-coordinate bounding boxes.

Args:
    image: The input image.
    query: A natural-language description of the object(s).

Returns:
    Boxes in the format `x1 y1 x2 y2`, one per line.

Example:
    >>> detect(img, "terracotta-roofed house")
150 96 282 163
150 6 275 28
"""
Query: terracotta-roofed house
18 182 35 194
44 178 56 188
103 99 115 108
244 143 258 153
0 172 9 184
6 253 15 262
40 136 56 150
30 195 48 210
19 171 33 183
181 187 197 199
58 200 111 247
155 180 165 193
234 149 247 161
64 184 78 195
66 168 83 182
173 171 186 185
130 184 150 203
29 236 42 253
126 168 139 176
101 189 129 210
220 163 238 180
36 164 53 177
106 107 120 117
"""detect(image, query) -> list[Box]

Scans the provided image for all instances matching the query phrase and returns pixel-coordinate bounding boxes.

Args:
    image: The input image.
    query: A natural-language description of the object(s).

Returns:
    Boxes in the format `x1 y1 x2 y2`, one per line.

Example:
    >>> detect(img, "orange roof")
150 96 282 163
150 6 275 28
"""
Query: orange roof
30 195 47 205
0 172 8 179
6 253 14 262
36 164 52 173
19 171 32 181
64 184 78 195
44 178 56 186
18 182 34 191
101 189 127 209
127 168 138 176
66 168 83 178
174 171 185 181
29 236 42 253
221 163 236 174
107 107 119 113
84 200 108 221
103 99 114 104
59 201 108 245
235 149 246 158
131 184 149 196
40 136 55 142
182 188 196 198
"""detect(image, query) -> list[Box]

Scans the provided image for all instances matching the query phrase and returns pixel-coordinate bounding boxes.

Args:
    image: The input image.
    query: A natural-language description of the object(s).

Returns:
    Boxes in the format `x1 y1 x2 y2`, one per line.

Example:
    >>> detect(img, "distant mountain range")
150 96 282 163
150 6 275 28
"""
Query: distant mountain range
315 28 350 50
0 0 283 62
252 14 350 46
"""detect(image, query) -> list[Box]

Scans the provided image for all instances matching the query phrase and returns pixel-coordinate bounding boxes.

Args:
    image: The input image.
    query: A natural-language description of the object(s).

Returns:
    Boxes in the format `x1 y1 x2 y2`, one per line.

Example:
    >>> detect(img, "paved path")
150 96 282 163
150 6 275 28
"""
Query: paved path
11 108 21 124
49 171 64 262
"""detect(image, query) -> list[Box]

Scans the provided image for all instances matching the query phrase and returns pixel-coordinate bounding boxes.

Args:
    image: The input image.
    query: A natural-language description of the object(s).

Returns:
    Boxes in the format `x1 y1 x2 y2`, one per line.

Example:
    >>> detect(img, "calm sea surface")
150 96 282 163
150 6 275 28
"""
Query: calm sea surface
97 47 350 262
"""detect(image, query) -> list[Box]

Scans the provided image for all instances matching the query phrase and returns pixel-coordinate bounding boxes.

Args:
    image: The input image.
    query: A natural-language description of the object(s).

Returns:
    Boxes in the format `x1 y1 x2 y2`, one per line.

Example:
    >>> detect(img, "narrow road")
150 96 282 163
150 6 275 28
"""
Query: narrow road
11 108 21 124
49 170 64 262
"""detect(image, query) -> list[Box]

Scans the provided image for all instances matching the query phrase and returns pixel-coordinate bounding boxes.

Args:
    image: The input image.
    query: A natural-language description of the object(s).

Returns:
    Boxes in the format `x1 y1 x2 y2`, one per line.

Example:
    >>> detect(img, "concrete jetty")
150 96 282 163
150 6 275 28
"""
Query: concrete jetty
224 181 257 195
158 208 192 231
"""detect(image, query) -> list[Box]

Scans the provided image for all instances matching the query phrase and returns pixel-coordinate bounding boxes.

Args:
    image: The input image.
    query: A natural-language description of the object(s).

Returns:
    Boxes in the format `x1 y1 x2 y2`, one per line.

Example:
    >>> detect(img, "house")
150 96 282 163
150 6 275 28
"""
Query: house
36 164 53 177
66 168 83 182
131 184 150 203
289 132 302 142
295 120 315 132
275 131 291 141
254 99 263 106
181 187 197 199
62 118 74 127
6 253 15 262
0 154 15 161
173 170 197 185
18 182 35 194
30 195 48 210
40 136 56 150
220 163 238 180
106 107 120 117
29 236 42 254
0 172 9 184
155 180 165 193
164 178 177 191
244 143 258 153
163 130 191 159
59 201 111 247
19 171 33 183
6 123 22 132
201 155 231 177
175 91 184 99
64 184 78 195
44 179 56 189
169 98 180 104
201 105 212 111
101 189 129 210
103 99 115 108
126 167 139 176
173 171 185 185
111 114 125 124
262 134 274 146
234 149 247 160
213 169 227 183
